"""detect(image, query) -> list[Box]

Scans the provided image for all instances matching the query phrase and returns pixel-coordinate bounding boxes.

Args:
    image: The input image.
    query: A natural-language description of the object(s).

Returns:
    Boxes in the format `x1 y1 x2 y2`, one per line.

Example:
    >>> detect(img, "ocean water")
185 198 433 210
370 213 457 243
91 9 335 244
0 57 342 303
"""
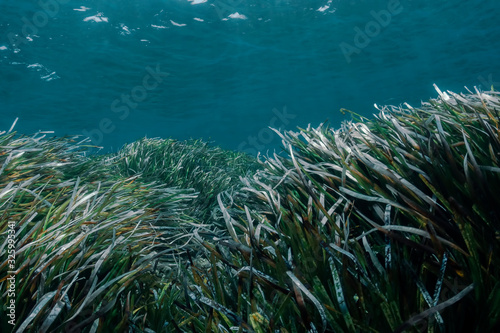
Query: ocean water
1 0 499 155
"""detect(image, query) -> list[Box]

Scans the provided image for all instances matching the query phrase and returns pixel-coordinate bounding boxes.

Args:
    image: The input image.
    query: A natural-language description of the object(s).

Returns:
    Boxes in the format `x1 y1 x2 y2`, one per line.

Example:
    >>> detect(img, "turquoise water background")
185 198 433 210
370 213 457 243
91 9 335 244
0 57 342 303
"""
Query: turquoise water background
1 0 499 154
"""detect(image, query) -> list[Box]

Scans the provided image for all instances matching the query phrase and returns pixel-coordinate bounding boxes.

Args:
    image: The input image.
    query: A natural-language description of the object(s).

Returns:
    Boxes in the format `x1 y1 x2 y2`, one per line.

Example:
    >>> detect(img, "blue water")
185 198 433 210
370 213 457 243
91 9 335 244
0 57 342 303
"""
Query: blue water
1 0 499 154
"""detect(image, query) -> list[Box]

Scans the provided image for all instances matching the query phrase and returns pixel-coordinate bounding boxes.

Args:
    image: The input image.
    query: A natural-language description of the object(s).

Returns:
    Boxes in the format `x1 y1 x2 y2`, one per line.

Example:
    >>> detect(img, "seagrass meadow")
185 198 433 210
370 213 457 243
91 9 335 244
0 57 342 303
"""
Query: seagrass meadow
1 87 500 332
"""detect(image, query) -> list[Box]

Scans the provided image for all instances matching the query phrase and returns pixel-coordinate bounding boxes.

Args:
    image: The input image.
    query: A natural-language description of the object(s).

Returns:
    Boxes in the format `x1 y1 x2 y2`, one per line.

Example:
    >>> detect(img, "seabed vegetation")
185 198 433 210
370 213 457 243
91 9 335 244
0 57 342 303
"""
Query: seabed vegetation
1 86 500 332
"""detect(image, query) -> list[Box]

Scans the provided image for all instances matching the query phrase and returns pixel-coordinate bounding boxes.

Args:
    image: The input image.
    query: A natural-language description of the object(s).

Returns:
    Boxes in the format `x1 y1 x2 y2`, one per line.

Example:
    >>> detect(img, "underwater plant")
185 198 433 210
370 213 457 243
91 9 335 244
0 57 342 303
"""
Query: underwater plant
172 86 500 332
0 132 201 332
1 86 500 332
110 137 259 224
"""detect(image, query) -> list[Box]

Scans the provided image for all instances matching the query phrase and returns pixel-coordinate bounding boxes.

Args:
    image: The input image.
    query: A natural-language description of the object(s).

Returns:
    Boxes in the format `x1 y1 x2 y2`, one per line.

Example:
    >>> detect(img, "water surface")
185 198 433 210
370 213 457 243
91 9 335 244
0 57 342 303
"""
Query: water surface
1 0 499 154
